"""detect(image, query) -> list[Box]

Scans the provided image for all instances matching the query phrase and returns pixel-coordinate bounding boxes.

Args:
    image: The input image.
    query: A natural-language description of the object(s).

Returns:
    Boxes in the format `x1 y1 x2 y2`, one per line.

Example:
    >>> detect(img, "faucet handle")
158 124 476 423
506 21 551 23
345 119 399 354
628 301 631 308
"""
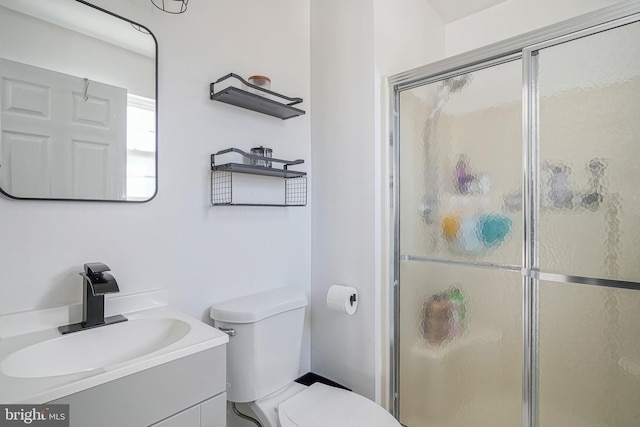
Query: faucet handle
80 262 119 296
84 262 110 276
87 272 120 296
79 271 120 296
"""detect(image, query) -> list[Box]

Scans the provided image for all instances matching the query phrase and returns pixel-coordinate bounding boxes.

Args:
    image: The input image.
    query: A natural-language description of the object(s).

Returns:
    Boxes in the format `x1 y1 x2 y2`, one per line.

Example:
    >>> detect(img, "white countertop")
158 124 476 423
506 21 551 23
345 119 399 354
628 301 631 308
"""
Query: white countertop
0 290 228 403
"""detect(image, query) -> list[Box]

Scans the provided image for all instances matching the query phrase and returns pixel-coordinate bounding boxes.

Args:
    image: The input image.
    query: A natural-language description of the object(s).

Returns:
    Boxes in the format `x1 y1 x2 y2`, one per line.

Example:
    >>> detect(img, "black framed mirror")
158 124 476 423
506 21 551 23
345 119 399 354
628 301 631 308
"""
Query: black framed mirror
0 0 157 202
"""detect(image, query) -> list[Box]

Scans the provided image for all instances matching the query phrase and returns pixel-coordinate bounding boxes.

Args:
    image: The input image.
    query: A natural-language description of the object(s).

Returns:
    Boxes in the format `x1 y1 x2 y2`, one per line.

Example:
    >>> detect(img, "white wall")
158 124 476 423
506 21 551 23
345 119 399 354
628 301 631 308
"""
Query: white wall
0 0 311 369
445 0 626 56
310 0 444 402
309 0 377 399
374 0 445 77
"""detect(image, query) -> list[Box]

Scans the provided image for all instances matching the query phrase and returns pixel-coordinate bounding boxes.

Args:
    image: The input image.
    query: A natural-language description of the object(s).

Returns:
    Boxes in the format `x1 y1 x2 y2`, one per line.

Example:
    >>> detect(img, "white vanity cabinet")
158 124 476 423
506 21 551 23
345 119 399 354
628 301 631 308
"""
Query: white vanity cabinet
151 393 226 427
48 346 226 427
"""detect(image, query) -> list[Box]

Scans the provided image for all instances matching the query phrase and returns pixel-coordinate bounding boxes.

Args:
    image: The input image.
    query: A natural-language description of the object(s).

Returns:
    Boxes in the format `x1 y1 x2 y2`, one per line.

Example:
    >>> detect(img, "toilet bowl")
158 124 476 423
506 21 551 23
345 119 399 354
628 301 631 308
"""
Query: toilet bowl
278 382 399 426
210 287 401 427
249 381 400 427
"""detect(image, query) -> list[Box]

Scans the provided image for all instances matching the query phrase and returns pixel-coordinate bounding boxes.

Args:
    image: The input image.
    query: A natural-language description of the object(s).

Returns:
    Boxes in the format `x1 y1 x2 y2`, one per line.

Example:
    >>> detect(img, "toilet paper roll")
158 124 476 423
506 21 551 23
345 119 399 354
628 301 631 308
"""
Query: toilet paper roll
326 285 358 315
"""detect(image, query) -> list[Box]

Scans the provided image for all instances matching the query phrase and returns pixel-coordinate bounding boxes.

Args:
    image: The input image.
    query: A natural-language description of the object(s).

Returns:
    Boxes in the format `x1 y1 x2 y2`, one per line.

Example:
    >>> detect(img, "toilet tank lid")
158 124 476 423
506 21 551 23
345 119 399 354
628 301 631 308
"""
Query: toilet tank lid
210 287 308 323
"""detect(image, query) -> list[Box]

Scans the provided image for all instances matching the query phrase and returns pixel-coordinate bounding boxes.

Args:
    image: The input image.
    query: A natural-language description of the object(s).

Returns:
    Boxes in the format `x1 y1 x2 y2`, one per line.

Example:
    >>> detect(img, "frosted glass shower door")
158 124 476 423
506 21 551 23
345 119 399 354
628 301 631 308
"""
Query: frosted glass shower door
395 7 640 427
397 59 523 427
535 18 640 427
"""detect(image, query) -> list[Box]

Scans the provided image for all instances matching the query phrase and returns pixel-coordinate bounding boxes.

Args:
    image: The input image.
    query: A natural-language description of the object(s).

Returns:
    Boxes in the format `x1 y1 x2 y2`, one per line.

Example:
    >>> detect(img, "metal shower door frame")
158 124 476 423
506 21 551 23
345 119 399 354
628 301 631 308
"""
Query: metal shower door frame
388 2 640 426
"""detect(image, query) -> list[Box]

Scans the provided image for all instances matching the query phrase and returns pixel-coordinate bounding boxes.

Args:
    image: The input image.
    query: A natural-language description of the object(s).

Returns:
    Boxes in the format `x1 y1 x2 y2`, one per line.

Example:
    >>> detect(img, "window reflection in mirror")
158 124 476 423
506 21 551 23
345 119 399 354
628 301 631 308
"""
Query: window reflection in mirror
127 94 156 201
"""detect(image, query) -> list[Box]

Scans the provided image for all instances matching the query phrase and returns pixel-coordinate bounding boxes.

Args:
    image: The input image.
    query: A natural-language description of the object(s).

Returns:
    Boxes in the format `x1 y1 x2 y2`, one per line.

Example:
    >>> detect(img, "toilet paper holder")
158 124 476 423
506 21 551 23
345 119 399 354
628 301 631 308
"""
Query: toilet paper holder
326 285 359 315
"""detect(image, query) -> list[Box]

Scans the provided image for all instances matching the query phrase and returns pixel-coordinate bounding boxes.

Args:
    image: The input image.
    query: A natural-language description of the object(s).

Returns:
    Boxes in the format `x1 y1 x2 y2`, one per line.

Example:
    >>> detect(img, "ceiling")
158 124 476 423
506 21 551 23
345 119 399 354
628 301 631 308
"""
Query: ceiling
427 0 509 23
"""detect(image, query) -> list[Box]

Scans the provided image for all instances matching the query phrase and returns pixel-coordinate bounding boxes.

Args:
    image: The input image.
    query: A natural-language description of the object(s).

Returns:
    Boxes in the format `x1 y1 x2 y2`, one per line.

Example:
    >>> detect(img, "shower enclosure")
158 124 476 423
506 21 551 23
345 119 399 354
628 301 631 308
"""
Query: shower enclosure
390 2 640 427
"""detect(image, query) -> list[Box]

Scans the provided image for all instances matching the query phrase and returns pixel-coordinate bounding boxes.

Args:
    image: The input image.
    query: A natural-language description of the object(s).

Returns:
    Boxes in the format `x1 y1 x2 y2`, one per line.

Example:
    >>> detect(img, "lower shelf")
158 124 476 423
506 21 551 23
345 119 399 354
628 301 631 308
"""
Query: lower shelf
211 170 306 207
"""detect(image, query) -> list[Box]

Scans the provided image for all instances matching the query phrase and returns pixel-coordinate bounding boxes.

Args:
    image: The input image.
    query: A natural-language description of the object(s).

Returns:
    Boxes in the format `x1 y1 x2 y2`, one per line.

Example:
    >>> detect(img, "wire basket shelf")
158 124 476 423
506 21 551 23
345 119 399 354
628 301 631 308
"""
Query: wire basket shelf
210 148 307 207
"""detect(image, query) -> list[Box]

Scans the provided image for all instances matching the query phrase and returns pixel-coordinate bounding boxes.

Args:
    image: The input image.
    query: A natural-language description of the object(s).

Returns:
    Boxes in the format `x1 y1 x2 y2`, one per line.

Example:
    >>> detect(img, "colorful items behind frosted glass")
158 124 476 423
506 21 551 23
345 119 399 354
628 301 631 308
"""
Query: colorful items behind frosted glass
442 213 512 255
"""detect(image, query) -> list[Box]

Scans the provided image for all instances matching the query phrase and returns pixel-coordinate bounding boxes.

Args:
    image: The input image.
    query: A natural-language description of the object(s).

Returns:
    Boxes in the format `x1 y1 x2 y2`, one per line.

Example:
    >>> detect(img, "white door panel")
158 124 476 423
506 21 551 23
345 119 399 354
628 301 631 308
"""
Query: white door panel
0 130 49 198
0 58 127 199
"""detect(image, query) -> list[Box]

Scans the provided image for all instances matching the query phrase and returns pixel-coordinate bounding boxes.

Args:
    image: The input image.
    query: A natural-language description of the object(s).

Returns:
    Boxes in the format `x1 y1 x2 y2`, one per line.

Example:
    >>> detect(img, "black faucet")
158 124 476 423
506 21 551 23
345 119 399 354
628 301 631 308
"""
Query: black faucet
58 262 127 334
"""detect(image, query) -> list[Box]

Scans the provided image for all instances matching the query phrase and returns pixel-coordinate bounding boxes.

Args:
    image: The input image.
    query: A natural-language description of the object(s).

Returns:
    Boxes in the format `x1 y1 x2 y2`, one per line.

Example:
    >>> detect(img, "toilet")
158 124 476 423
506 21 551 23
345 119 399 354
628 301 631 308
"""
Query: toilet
210 287 401 427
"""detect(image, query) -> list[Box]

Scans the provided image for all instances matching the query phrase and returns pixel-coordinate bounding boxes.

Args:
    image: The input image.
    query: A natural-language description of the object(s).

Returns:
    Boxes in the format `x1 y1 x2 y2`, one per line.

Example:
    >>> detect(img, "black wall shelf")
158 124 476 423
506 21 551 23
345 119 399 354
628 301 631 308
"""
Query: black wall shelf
212 163 306 179
210 148 307 207
210 73 305 120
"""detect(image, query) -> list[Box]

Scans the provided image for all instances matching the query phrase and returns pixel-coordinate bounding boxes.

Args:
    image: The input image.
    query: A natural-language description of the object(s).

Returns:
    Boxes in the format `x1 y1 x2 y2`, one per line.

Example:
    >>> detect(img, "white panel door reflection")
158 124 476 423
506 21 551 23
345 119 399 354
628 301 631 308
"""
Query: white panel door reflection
0 58 127 199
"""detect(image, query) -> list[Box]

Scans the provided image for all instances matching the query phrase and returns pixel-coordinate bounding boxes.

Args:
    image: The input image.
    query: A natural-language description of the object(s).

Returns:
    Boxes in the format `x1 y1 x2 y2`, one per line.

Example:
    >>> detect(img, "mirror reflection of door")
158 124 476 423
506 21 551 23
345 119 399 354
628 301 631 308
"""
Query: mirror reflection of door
0 0 157 202
0 59 127 199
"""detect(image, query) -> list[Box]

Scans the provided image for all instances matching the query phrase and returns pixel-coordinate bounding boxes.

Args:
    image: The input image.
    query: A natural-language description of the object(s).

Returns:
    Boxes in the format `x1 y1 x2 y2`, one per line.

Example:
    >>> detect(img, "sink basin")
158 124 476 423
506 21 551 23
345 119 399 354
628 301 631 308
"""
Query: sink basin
0 291 229 404
1 318 190 378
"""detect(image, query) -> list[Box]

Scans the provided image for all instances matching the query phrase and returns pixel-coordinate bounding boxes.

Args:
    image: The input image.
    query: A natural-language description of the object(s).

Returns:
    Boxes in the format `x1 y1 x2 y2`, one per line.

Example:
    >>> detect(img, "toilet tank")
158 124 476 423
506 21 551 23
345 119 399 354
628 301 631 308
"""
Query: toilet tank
210 287 308 403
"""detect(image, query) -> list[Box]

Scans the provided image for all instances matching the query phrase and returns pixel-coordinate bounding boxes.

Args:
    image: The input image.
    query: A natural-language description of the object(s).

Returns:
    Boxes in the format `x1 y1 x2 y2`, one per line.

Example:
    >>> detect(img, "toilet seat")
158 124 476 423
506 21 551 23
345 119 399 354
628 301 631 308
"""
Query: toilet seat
278 383 401 427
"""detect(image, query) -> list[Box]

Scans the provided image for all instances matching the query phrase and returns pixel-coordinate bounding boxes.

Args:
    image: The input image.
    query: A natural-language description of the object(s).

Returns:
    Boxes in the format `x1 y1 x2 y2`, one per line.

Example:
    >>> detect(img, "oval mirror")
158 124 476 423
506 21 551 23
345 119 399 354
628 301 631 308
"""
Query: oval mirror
0 0 157 202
